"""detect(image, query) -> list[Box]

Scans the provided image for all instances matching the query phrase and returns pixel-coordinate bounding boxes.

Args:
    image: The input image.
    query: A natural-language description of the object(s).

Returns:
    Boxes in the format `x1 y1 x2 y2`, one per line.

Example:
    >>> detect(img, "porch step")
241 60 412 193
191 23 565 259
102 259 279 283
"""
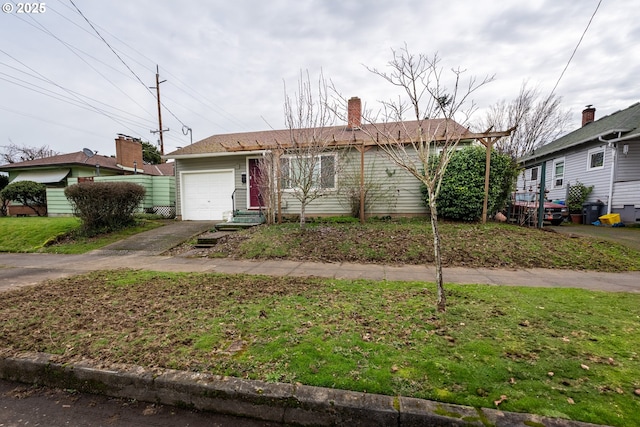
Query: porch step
233 210 261 216
214 211 266 231
195 231 232 247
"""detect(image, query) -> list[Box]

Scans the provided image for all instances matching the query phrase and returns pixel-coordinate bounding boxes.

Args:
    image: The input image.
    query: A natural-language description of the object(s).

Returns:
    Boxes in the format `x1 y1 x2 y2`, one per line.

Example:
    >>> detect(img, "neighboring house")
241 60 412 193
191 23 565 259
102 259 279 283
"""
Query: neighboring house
0 135 175 217
164 97 508 221
518 103 640 223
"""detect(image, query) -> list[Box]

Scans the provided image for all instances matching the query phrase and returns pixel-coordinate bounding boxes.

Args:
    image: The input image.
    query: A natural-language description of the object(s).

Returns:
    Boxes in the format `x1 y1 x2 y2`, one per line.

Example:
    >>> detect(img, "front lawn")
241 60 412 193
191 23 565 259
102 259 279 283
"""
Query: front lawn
0 217 81 252
184 219 640 272
1 270 638 426
0 216 164 254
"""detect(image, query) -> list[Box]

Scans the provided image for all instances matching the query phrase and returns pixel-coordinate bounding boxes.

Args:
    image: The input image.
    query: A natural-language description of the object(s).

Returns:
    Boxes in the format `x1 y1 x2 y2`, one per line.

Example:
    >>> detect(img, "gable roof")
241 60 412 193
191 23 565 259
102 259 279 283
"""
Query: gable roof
165 119 473 159
521 102 640 164
0 151 122 172
0 151 174 176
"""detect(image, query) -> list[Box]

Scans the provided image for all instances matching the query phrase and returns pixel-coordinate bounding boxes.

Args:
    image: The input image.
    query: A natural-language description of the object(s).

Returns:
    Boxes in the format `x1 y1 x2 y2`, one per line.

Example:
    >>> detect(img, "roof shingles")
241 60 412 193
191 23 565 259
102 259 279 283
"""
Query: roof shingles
166 119 467 157
522 102 640 162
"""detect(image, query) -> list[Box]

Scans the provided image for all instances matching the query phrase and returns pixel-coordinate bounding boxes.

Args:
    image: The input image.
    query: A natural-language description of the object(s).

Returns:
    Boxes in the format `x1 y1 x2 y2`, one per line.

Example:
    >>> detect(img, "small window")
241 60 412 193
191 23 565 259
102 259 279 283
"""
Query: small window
553 159 564 188
530 167 539 181
587 147 605 170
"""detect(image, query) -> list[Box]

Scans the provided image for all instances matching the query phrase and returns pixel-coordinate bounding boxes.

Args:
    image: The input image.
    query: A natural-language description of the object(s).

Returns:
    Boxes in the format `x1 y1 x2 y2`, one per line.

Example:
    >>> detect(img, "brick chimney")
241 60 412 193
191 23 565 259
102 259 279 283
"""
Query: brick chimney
115 135 144 172
582 105 596 127
347 97 362 130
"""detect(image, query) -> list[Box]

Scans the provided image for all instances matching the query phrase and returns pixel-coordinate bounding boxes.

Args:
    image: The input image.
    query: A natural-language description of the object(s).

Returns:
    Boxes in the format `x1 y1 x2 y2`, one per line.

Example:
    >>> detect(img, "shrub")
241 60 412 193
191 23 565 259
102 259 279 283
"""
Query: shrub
423 146 518 221
567 181 593 213
0 175 9 216
65 181 146 234
0 180 47 216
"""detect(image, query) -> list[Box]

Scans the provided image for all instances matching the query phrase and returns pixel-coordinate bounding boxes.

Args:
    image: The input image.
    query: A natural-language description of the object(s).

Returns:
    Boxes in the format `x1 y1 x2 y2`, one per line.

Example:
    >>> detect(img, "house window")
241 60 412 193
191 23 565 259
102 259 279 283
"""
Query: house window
587 147 605 170
552 159 564 188
530 167 539 181
280 154 336 190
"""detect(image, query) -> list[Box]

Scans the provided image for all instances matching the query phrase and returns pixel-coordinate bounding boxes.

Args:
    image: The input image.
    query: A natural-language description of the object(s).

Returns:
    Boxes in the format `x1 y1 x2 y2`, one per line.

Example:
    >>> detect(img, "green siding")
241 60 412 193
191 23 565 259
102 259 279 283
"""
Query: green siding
175 148 429 219
45 188 74 217
54 176 175 217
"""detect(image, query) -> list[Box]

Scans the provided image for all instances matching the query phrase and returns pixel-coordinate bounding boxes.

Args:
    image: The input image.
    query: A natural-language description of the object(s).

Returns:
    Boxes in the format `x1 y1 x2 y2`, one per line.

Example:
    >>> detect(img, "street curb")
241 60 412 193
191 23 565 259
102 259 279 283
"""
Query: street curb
0 352 607 426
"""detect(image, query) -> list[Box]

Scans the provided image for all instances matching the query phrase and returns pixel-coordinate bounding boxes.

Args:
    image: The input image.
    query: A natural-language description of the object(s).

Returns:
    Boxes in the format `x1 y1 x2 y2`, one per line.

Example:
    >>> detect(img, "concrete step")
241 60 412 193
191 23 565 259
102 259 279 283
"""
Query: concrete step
195 231 232 247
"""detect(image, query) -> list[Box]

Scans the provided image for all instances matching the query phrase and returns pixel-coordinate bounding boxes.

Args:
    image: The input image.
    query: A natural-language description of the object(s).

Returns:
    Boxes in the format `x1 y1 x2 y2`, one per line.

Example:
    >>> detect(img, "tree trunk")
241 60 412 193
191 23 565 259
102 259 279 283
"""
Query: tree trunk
299 202 306 229
429 197 446 312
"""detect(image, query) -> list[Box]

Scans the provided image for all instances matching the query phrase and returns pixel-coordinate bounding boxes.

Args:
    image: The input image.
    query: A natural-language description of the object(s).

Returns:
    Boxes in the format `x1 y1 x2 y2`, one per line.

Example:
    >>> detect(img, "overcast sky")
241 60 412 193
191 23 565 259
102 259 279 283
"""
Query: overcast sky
1 0 637 159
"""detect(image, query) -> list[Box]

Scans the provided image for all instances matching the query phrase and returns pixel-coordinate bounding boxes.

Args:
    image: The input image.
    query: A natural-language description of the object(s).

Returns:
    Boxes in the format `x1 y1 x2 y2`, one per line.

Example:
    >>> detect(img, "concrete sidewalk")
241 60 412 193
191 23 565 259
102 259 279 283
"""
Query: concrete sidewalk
0 221 636 426
1 251 639 293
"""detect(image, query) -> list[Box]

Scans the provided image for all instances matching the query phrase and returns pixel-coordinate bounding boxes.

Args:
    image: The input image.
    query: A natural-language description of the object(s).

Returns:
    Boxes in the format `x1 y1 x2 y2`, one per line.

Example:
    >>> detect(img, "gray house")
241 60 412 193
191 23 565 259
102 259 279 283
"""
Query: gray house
519 103 640 223
164 97 508 221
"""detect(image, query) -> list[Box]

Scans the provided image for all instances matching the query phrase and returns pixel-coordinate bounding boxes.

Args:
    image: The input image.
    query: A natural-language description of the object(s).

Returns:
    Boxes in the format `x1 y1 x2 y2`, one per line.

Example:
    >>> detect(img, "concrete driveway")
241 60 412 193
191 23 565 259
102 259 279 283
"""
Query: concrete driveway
551 223 640 252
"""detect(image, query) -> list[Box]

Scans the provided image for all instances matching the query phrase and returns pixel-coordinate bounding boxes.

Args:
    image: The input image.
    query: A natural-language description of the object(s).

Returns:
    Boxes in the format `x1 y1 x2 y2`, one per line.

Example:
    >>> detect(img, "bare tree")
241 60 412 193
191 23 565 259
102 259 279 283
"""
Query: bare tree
477 82 571 160
253 155 277 225
338 154 398 218
0 143 59 164
361 47 495 312
281 70 343 229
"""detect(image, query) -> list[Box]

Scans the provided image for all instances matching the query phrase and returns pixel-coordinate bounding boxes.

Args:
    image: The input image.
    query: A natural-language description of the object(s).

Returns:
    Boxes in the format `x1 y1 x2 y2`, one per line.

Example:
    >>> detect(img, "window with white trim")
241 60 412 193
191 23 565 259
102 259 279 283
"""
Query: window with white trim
552 159 565 188
529 167 539 181
587 147 605 171
280 154 336 190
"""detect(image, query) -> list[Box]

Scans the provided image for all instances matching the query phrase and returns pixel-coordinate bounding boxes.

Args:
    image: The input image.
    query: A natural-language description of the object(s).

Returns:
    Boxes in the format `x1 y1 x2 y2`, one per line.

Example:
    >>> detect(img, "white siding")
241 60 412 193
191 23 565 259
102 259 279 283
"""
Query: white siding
612 181 640 208
526 142 615 205
616 141 640 182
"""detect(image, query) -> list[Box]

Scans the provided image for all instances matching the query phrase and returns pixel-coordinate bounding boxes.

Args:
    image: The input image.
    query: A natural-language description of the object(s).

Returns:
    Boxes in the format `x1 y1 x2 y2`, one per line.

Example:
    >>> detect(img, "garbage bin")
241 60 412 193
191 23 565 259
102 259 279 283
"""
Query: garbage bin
583 201 604 224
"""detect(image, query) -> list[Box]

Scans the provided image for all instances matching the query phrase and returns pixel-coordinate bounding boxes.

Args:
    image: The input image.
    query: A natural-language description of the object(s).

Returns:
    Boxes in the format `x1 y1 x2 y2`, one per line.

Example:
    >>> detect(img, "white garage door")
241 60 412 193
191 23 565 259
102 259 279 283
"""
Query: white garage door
181 170 234 220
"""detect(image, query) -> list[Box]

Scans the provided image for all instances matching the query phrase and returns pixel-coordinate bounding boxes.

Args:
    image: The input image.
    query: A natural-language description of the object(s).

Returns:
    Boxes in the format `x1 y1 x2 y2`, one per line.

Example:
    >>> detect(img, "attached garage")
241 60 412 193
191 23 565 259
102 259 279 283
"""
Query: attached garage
180 170 234 220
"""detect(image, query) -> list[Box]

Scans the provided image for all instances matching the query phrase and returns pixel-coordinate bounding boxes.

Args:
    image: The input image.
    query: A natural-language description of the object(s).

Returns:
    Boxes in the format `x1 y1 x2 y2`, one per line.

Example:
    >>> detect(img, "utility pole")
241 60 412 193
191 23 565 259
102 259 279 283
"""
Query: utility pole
150 65 169 159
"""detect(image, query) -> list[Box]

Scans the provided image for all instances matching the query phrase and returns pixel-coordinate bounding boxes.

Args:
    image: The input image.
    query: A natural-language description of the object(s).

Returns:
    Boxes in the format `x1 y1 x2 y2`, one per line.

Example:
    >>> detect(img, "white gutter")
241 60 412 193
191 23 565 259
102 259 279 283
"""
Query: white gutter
598 131 640 214
163 150 268 160
522 128 632 164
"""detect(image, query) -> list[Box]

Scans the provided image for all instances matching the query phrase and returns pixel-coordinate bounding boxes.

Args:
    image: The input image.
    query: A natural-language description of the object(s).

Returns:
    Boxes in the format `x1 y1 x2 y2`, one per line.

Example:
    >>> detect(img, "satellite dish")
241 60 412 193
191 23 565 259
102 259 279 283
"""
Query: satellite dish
83 148 97 163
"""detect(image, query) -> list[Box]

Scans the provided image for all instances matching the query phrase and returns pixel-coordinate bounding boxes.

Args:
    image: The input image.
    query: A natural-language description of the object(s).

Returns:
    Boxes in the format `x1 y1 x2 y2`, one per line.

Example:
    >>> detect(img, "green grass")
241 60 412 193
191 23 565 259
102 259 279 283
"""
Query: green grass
0 216 164 254
0 217 81 252
1 270 638 426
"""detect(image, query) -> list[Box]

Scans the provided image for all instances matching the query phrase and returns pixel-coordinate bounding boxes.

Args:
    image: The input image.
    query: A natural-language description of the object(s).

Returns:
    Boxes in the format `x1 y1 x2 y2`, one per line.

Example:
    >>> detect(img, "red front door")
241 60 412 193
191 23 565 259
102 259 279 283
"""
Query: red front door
248 158 264 209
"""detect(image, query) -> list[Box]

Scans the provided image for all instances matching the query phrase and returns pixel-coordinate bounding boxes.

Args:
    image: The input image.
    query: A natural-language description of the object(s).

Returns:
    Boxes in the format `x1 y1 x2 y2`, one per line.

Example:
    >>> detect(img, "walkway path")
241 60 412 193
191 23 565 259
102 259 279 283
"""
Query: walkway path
1 220 639 294
1 251 639 293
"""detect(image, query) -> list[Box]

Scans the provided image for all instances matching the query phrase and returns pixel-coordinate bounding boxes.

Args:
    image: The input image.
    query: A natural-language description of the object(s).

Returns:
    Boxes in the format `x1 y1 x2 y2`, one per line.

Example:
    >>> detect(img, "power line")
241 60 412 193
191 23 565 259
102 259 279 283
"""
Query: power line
68 0 155 95
0 48 145 138
549 0 602 97
0 105 109 139
0 72 156 130
69 0 188 131
9 9 157 120
55 0 250 132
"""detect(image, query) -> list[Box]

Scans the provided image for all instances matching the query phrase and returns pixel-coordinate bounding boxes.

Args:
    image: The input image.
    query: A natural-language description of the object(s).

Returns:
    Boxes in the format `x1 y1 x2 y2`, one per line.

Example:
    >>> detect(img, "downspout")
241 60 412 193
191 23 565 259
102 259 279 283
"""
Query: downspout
606 145 616 214
599 136 618 215
537 161 546 229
